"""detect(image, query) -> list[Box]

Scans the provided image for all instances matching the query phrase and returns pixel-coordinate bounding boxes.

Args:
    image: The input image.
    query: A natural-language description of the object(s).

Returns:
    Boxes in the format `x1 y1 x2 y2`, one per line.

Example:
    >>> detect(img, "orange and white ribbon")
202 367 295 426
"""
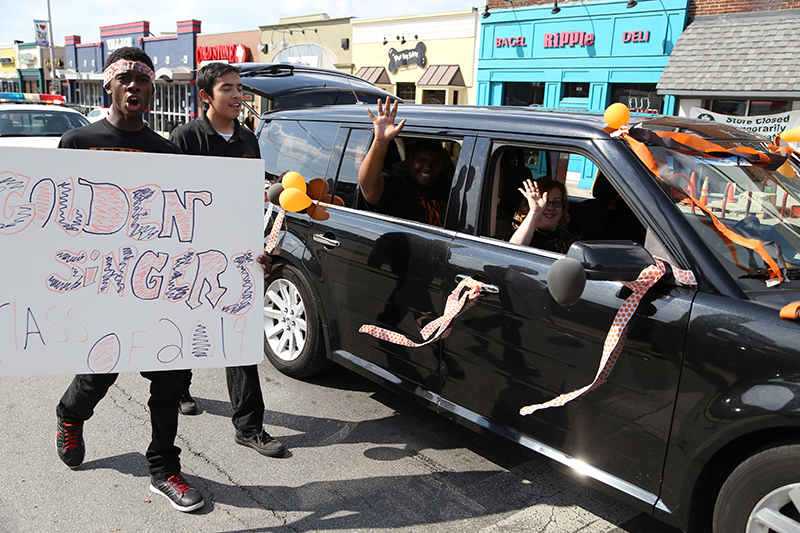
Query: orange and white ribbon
103 60 155 88
264 206 285 254
359 276 485 347
520 257 696 416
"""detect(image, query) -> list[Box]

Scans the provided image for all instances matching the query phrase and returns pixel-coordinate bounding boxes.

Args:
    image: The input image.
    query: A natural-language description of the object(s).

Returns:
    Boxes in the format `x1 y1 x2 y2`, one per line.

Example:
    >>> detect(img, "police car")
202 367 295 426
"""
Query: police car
0 93 90 148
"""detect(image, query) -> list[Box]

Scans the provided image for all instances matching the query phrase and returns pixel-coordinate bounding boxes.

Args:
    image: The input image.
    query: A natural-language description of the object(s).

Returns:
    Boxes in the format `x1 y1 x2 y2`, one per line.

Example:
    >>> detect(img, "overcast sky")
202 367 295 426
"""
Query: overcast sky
1 0 479 46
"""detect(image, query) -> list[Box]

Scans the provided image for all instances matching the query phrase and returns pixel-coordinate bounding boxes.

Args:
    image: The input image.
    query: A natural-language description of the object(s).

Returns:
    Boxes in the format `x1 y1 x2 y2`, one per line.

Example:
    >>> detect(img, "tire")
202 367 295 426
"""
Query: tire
263 262 328 378
713 443 800 533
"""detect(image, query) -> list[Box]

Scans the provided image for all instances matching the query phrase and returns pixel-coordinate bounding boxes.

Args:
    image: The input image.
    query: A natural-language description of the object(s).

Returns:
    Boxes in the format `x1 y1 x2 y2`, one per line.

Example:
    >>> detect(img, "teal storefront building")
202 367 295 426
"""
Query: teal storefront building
476 0 689 187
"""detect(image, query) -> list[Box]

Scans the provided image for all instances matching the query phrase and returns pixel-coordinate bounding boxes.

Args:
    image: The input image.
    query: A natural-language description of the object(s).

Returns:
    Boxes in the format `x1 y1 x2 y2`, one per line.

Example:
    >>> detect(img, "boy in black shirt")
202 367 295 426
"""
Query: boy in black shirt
170 63 285 459
56 47 203 513
358 99 448 226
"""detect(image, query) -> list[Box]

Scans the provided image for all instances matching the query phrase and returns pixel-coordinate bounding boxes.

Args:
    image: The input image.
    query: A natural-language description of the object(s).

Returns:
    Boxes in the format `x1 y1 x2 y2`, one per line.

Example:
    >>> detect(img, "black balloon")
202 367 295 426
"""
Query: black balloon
267 183 284 205
547 257 586 307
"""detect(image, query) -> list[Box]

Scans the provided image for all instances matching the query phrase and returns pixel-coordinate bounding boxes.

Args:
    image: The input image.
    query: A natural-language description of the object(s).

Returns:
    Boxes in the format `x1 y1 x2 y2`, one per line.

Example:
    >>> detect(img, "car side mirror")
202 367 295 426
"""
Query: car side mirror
547 241 656 307
567 240 655 282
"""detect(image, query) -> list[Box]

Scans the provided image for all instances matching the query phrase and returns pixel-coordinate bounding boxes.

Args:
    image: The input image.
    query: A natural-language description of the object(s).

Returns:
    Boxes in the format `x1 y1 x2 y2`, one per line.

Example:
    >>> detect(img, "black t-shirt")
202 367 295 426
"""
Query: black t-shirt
58 119 181 154
529 228 580 254
169 116 260 159
372 169 447 227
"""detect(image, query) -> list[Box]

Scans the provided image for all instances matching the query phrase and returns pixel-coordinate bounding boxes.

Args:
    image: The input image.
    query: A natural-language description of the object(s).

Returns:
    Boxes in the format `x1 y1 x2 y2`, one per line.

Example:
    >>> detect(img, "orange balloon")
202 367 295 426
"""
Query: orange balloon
279 188 312 212
308 203 330 220
282 171 306 194
781 125 800 144
307 178 329 200
778 161 795 178
604 103 630 130
320 194 345 206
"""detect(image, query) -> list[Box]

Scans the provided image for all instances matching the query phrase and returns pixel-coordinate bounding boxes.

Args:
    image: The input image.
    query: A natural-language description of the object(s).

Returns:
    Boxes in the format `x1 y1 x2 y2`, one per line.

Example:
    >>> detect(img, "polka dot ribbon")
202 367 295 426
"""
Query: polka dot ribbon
359 276 486 347
264 206 285 254
519 256 697 416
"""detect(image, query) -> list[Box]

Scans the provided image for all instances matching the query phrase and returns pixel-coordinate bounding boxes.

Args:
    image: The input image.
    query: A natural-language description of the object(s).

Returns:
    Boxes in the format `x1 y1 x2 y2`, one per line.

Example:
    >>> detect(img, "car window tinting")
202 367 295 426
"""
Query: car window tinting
259 120 338 182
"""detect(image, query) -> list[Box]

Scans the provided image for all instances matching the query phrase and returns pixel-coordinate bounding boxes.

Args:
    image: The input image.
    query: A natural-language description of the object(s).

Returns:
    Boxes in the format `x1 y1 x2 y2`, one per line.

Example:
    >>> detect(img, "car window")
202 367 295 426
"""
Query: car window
0 109 88 136
482 144 646 248
645 141 800 297
259 119 338 182
333 128 372 208
342 132 462 227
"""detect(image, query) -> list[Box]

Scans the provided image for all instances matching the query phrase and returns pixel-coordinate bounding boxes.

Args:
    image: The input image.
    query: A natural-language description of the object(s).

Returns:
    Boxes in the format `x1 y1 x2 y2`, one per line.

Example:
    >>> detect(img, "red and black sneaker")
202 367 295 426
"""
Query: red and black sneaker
150 473 205 512
56 418 85 468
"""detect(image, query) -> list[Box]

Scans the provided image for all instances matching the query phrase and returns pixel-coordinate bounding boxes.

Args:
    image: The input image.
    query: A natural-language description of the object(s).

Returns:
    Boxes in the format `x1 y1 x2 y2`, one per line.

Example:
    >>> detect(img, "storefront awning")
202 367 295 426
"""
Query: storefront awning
154 66 193 81
418 65 464 87
355 66 391 85
657 11 800 98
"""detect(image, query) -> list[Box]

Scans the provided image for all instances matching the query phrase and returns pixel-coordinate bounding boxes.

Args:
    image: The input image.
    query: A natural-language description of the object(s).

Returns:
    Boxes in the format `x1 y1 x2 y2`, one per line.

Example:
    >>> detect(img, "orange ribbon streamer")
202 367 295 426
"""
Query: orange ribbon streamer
520 257 697 416
264 206 285 254
617 130 784 282
359 276 485 347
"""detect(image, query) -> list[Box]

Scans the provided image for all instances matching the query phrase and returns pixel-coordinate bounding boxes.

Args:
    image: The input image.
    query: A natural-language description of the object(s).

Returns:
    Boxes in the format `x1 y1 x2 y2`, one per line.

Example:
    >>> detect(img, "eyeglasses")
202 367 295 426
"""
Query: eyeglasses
545 200 564 208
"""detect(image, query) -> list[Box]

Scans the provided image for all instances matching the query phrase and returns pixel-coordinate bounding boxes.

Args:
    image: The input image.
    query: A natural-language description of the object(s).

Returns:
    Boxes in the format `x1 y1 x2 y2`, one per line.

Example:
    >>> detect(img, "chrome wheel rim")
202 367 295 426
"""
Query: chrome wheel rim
747 484 800 533
263 278 307 362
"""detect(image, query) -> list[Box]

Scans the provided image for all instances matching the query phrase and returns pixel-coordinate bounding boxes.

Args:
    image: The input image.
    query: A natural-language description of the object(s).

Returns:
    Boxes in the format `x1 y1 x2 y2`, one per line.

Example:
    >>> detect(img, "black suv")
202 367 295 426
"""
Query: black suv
256 103 800 533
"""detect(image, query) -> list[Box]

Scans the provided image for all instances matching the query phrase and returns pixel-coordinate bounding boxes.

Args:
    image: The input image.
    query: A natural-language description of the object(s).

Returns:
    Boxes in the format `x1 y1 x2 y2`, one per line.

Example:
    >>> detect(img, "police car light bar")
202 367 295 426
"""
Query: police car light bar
0 92 66 105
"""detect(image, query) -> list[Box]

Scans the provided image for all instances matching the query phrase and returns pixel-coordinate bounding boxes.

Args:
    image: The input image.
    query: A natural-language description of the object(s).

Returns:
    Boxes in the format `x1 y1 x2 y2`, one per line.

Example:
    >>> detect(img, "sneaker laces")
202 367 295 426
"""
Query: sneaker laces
61 423 83 450
166 474 192 495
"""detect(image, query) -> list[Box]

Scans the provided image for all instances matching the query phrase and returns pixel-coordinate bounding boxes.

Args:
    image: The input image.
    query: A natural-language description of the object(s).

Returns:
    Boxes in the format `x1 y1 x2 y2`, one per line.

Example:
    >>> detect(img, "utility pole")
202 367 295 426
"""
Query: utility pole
46 0 59 94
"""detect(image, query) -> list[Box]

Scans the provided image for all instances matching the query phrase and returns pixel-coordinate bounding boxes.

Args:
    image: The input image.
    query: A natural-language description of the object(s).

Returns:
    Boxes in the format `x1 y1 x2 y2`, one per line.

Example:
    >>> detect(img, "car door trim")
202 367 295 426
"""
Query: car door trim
334 348 671 515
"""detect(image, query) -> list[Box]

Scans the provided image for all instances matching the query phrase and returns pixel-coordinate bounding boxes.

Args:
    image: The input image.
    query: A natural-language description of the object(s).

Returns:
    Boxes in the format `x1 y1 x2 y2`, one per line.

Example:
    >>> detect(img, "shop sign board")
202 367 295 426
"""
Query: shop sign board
690 107 800 138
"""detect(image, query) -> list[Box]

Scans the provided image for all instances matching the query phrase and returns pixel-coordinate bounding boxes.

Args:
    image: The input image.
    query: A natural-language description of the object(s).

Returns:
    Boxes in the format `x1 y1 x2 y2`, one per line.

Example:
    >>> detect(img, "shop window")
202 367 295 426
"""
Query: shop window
502 82 544 106
151 82 192 135
423 90 445 105
610 83 661 114
397 83 416 101
749 100 789 116
708 99 789 117
563 83 589 98
453 91 459 105
711 100 747 116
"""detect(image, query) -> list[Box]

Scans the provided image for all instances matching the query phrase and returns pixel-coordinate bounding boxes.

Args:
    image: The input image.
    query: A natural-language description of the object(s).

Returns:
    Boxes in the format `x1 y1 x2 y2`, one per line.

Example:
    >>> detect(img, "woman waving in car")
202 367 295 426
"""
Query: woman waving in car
510 178 579 254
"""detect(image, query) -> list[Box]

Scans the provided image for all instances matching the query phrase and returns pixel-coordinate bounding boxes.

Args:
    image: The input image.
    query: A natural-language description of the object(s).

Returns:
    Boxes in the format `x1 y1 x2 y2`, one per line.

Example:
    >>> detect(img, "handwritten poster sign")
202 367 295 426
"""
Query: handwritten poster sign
0 147 265 376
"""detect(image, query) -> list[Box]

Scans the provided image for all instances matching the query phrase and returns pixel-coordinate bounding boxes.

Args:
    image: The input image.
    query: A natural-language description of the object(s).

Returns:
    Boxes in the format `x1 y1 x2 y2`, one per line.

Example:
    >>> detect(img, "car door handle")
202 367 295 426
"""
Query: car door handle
313 233 340 248
456 274 499 294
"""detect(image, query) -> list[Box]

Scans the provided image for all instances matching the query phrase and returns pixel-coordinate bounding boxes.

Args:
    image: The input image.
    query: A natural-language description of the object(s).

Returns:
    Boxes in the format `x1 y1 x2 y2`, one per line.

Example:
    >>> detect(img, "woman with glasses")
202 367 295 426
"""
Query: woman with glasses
510 178 580 254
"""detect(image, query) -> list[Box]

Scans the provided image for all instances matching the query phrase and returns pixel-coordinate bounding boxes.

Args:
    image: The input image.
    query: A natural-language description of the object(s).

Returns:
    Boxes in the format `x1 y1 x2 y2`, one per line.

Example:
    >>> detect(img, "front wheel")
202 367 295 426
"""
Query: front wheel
263 262 328 377
714 443 800 532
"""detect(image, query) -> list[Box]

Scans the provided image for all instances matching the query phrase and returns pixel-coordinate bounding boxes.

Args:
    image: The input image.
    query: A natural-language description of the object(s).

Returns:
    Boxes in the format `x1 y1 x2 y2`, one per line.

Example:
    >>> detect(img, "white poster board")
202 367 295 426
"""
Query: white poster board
0 147 265 376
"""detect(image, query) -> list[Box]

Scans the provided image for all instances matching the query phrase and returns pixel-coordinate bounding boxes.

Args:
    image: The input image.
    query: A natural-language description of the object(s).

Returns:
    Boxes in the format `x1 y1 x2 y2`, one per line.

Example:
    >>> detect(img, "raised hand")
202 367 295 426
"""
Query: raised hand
366 98 406 144
519 179 548 219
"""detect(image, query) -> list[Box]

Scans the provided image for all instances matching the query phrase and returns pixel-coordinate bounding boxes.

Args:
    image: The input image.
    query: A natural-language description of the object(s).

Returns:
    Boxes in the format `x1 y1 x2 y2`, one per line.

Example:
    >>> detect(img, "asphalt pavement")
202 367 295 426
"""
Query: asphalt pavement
0 359 682 533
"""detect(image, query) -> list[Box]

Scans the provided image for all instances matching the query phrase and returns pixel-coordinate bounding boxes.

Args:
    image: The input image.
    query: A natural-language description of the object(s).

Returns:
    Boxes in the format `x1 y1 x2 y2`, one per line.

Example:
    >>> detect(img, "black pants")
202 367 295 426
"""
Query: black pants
56 369 187 479
183 365 264 436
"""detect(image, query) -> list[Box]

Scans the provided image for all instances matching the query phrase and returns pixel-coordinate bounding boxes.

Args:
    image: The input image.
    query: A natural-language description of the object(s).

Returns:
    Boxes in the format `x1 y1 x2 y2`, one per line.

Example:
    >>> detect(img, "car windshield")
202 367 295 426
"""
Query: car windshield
640 130 800 299
0 109 90 137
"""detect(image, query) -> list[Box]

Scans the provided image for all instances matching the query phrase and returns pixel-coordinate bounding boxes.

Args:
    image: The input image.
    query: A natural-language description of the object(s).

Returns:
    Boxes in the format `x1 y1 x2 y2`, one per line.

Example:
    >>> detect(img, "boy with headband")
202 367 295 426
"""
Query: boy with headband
56 47 204 513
